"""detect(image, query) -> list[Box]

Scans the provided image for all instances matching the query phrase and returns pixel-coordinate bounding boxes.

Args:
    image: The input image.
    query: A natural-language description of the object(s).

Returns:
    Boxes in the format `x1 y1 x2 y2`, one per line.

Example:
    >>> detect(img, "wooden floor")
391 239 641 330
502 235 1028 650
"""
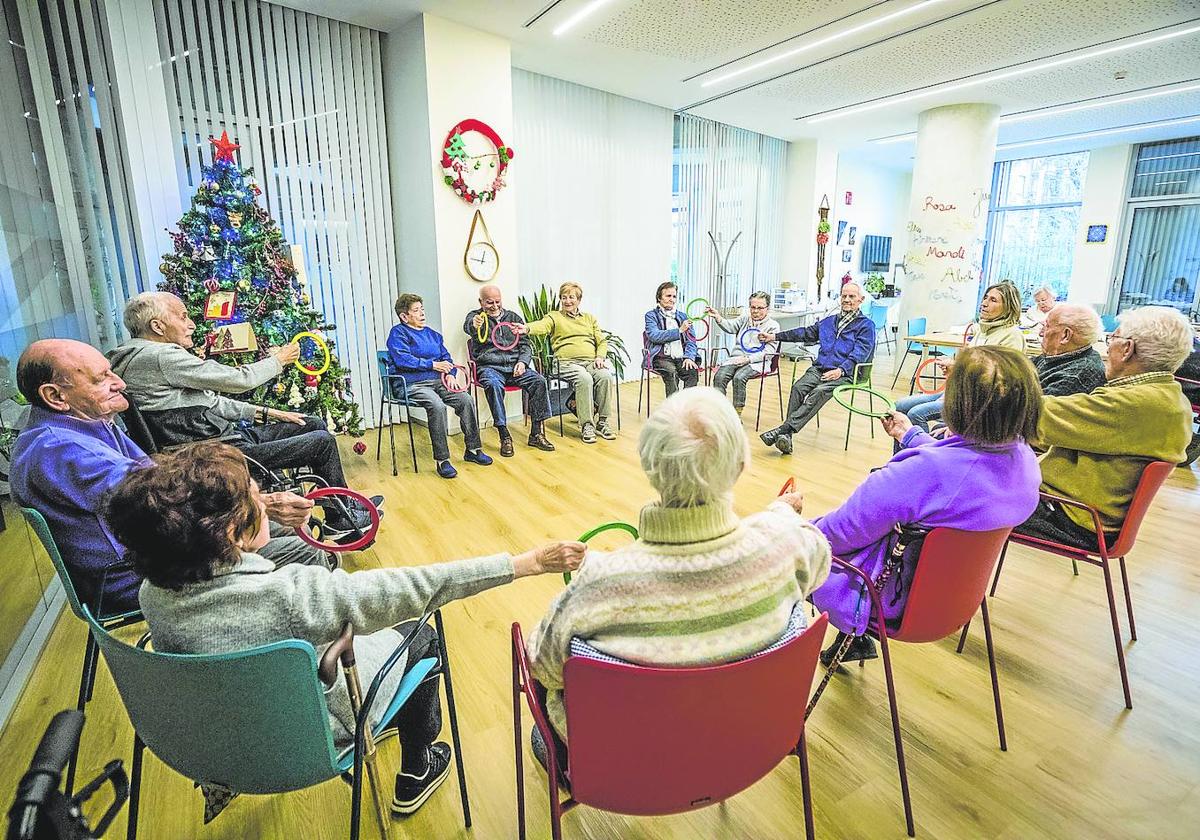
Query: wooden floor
3 355 1199 839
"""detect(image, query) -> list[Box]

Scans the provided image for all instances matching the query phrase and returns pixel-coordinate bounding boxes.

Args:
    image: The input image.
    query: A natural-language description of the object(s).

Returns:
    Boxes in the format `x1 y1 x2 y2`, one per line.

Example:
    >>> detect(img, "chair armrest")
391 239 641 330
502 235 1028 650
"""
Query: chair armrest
319 621 355 687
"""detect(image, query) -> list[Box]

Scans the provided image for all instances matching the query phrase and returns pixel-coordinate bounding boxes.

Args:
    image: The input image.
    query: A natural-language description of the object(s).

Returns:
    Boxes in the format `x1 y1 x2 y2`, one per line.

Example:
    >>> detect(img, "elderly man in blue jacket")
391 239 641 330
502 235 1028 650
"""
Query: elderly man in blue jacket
643 281 701 397
758 282 876 454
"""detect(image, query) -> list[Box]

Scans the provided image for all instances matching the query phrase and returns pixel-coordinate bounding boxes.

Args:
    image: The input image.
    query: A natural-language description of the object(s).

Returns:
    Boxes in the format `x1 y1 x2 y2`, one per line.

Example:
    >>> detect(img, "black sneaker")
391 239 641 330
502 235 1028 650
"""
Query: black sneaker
392 742 452 815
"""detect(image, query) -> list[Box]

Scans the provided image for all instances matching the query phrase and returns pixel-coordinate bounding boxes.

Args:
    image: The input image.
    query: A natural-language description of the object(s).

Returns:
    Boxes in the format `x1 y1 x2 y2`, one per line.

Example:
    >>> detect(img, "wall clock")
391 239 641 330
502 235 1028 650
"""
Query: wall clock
464 209 499 282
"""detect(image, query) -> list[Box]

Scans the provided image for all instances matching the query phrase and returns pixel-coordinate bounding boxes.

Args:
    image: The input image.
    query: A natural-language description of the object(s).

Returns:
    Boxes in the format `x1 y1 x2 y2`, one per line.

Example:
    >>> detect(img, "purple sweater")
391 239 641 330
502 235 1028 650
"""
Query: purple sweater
811 428 1040 634
10 407 150 614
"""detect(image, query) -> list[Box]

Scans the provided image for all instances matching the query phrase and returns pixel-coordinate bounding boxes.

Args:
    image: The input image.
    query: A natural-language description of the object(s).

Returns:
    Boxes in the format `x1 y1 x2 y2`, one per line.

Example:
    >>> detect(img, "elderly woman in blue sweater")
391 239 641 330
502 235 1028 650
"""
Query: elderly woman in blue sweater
387 293 491 479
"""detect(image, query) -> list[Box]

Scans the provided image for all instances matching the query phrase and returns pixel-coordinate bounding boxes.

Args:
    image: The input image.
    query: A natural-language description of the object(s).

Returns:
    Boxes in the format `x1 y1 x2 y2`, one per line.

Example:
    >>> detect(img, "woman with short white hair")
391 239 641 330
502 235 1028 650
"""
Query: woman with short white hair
526 386 831 752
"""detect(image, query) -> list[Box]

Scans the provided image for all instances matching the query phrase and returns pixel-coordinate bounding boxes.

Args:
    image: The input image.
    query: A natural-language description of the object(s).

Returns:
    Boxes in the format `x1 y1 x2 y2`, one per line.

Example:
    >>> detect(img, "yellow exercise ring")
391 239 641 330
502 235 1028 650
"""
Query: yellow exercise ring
292 331 331 377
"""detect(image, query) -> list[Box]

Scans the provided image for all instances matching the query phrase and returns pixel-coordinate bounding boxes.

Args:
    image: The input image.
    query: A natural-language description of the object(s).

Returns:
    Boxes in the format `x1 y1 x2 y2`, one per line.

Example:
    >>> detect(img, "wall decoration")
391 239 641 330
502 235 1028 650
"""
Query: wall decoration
815 195 830 298
837 220 848 244
848 226 857 245
841 249 852 262
1086 224 1108 243
203 291 237 320
463 209 500 282
441 119 514 205
844 191 853 205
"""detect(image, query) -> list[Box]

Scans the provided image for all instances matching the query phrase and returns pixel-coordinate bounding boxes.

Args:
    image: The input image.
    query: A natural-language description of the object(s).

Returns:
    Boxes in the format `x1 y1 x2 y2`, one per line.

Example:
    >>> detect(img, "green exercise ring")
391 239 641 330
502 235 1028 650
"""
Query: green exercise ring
832 384 896 419
564 521 639 584
685 297 710 320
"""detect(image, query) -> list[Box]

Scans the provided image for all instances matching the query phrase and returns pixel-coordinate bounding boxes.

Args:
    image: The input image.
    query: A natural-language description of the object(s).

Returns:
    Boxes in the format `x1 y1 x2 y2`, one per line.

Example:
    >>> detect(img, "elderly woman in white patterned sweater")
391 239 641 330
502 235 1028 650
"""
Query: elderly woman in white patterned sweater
526 386 831 764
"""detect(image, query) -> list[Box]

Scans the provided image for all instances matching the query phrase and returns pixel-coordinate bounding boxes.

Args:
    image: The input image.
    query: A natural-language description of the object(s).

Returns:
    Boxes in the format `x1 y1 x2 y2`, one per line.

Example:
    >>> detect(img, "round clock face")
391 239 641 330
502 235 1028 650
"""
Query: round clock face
465 241 499 282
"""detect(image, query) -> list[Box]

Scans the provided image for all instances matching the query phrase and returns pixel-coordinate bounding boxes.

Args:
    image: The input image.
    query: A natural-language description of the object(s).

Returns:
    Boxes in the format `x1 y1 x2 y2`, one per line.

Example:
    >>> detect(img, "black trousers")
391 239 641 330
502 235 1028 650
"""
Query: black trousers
235 415 346 488
389 621 442 762
652 356 699 397
1015 498 1120 552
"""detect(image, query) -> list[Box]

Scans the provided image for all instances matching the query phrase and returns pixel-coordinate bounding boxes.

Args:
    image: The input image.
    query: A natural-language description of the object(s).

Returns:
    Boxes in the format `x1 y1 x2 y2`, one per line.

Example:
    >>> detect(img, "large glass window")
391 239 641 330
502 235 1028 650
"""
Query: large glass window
1116 137 1200 317
982 151 1089 303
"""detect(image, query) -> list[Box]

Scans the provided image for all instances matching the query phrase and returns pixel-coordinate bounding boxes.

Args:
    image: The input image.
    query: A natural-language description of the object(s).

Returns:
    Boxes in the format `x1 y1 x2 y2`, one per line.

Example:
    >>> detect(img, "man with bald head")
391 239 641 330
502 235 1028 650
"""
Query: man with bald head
463 284 554 456
1033 303 1107 397
109 291 378 531
757 282 876 454
9 339 332 615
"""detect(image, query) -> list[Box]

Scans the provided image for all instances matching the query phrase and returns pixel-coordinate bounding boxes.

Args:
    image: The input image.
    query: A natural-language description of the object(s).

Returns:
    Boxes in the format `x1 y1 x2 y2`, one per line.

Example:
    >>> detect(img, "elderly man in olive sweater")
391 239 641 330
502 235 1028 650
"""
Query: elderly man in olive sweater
1018 306 1193 549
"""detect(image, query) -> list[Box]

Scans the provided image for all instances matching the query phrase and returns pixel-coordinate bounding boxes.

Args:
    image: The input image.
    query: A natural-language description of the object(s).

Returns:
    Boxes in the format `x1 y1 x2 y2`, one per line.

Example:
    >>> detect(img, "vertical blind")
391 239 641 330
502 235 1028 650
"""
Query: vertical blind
151 0 397 426
672 113 787 313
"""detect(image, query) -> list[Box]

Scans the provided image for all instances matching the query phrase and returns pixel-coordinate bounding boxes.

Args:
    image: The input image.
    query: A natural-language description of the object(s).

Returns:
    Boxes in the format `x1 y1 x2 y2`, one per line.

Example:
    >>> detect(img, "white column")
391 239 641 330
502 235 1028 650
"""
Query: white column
897 103 1000 332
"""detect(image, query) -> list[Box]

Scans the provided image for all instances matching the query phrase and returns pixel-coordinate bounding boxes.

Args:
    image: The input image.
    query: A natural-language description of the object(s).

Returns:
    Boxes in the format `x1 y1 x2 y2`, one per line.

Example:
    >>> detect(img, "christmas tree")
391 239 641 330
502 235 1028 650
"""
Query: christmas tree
158 132 363 435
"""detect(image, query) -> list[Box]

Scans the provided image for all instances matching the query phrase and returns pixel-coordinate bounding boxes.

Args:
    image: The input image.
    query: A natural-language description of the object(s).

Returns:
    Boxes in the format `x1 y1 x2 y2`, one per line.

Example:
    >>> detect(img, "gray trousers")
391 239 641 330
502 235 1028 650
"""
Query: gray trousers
557 361 613 426
408 380 482 462
712 362 759 409
260 520 334 570
780 367 840 435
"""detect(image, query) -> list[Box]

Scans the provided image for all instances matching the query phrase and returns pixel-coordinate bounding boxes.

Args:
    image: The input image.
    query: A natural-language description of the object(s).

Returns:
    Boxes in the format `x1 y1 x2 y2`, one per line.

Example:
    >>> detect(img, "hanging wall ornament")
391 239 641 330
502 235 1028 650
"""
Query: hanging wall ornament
440 119 514 205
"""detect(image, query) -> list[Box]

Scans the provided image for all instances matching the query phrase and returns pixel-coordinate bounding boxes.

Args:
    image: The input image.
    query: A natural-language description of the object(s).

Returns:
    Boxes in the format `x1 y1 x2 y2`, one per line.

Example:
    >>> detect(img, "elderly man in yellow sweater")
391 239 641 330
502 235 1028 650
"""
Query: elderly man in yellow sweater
1016 305 1193 549
526 387 831 760
521 282 616 443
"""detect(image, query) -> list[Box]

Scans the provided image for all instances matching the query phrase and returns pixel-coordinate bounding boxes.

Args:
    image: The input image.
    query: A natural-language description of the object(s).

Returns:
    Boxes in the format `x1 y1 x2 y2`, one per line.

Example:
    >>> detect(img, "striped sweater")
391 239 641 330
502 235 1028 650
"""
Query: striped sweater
526 498 831 740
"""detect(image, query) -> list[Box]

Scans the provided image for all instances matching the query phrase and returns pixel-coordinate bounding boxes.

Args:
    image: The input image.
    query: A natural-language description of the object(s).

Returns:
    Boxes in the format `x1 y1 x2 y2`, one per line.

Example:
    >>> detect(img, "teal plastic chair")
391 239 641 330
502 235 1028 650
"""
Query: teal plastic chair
20 506 143 796
376 350 420 475
82 605 470 840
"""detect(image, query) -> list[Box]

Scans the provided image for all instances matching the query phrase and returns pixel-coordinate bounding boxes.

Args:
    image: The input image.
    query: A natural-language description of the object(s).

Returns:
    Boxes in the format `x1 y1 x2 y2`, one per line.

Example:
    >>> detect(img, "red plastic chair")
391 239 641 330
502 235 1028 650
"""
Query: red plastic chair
467 359 528 429
981 461 1175 709
822 527 1011 837
511 613 829 840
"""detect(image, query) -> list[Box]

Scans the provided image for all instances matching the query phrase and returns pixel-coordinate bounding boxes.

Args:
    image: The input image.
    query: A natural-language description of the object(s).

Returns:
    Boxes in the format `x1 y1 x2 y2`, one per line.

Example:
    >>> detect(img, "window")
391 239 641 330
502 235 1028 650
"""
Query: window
1115 136 1200 317
982 151 1089 303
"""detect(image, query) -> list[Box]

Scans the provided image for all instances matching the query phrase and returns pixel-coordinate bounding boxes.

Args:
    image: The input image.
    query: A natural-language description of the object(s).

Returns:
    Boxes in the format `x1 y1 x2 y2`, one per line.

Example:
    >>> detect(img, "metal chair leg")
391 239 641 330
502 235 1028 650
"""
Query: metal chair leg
878 630 915 836
1118 556 1137 641
980 598 1007 751
125 734 144 840
435 611 471 828
797 730 815 840
989 542 1009 597
1099 557 1134 709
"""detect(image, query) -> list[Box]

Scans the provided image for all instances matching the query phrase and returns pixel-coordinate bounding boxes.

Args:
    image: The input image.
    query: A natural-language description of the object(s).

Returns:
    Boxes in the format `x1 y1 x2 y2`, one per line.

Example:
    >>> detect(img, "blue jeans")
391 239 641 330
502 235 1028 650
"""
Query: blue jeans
895 392 944 432
476 365 550 427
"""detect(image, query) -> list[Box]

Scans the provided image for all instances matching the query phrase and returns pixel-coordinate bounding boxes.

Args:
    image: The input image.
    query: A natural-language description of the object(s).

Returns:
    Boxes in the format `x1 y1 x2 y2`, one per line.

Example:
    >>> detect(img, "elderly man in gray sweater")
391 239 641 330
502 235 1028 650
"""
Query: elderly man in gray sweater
110 292 378 532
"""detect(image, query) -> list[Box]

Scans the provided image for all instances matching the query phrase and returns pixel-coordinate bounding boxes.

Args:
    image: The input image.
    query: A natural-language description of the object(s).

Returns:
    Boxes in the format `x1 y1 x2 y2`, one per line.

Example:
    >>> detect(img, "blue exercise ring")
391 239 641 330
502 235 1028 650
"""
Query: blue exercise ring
739 327 766 354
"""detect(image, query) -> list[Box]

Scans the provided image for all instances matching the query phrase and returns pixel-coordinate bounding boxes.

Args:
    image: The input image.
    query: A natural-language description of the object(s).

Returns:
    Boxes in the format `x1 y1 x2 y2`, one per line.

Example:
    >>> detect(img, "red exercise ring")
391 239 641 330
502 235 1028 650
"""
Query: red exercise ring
297 487 381 553
914 357 947 395
442 365 469 392
492 322 522 351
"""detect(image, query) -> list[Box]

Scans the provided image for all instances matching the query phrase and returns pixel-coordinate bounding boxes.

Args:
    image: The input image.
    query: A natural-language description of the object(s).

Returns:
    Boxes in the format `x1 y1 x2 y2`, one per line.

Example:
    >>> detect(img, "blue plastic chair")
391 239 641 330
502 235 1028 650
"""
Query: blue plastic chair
20 507 143 796
376 350 419 475
891 317 930 389
83 605 471 840
1101 313 1118 333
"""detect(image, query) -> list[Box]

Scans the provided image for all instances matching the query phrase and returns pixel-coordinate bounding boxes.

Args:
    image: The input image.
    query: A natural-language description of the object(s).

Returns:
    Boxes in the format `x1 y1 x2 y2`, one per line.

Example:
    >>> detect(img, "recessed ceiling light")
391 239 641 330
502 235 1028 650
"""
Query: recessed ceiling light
701 0 947 89
996 115 1200 150
553 0 618 37
809 23 1200 124
872 80 1200 143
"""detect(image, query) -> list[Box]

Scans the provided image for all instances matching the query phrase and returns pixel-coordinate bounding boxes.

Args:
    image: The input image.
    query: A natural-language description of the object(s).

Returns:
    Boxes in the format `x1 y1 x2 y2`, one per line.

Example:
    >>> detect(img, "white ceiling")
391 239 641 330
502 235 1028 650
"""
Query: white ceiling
277 0 1200 170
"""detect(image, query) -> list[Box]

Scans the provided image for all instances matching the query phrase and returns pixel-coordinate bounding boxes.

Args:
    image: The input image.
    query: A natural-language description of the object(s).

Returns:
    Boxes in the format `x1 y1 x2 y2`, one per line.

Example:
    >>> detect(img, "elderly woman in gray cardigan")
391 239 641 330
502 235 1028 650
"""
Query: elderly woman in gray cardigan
104 441 584 817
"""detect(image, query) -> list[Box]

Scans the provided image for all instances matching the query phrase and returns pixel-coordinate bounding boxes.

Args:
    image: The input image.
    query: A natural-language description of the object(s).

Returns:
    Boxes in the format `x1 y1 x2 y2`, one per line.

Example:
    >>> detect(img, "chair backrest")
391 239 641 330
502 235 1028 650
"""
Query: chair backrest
1108 460 1174 556
20 507 94 623
894 527 1011 643
562 613 829 816
80 605 340 794
904 317 927 352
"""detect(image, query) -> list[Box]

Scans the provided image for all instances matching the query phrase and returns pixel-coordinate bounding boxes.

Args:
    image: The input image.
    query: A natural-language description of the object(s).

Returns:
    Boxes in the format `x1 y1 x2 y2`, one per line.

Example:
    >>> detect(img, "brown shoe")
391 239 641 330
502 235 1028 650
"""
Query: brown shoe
499 435 515 458
528 433 556 452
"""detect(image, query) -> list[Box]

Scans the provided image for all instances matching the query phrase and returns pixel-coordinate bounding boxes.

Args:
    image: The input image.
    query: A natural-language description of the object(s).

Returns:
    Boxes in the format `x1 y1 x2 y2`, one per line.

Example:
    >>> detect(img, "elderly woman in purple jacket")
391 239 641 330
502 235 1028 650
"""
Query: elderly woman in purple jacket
810 346 1044 664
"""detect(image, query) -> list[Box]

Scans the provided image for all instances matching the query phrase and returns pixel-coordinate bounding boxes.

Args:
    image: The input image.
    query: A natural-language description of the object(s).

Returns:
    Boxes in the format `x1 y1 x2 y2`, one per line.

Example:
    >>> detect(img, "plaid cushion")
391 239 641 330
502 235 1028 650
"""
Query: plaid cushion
567 602 810 666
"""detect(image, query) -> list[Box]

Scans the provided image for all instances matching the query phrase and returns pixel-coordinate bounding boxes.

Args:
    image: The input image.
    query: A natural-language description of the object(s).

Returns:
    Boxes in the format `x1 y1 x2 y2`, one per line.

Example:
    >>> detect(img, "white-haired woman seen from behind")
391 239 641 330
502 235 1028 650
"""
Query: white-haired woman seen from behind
526 386 831 766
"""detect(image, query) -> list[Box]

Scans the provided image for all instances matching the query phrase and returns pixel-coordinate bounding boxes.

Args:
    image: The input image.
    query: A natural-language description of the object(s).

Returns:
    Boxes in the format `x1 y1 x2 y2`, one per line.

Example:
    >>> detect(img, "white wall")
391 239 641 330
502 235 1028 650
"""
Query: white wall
832 157 912 291
1069 143 1132 310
